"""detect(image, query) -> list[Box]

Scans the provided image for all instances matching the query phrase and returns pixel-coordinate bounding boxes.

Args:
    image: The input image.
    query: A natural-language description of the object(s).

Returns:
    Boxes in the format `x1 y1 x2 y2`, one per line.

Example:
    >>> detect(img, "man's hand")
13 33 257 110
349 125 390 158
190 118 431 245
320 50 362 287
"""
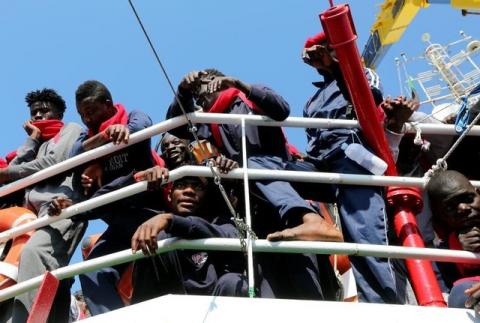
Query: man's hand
465 283 480 314
213 155 239 174
207 76 252 95
81 163 103 196
48 197 73 216
0 168 10 184
103 124 129 145
134 166 169 191
23 120 41 141
381 95 420 133
131 213 173 255
459 227 480 252
302 45 338 71
179 70 208 93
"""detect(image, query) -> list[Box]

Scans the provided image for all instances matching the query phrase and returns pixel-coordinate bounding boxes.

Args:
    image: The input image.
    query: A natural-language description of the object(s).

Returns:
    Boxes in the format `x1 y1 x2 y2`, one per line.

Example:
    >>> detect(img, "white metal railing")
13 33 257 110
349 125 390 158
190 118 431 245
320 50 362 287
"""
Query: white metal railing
3 165 480 244
2 112 480 199
1 238 480 302
2 112 480 305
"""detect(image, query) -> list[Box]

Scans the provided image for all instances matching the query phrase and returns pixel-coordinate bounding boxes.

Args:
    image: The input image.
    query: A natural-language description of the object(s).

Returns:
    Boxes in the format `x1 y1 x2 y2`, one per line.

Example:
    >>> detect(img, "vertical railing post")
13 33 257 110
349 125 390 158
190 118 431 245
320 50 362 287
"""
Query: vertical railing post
241 117 256 298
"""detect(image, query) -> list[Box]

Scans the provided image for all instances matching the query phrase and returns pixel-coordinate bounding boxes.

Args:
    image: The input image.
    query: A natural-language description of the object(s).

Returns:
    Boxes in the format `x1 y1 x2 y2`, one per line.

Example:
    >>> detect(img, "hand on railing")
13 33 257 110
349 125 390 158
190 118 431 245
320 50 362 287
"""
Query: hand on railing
131 213 173 255
134 166 169 191
48 197 73 216
212 155 239 174
103 124 130 145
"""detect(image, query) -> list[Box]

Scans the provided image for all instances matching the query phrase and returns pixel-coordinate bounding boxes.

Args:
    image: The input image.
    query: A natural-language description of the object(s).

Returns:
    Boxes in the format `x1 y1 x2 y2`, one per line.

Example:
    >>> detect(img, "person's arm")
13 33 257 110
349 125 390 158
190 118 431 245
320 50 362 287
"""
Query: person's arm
165 71 204 139
9 137 41 166
246 85 290 121
5 123 82 181
131 213 238 255
206 76 290 121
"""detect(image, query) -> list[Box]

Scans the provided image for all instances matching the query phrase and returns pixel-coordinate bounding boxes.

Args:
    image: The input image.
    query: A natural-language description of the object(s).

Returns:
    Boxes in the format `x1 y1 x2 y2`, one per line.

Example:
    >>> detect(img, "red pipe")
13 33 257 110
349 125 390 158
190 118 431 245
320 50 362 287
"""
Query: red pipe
319 4 446 307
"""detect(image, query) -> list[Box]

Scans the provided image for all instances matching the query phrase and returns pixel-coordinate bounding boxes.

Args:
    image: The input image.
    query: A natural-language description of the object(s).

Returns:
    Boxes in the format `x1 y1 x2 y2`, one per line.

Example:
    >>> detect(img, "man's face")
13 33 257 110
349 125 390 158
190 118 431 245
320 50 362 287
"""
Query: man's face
436 179 480 231
29 101 60 121
169 177 207 215
76 99 114 132
302 43 337 72
193 77 219 111
161 135 190 168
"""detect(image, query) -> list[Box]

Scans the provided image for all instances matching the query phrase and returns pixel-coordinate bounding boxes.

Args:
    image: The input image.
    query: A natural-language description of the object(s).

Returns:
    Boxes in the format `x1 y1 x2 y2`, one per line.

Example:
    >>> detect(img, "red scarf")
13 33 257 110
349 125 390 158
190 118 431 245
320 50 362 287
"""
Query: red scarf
3 120 64 164
0 158 7 169
32 119 64 141
88 104 128 137
207 88 265 149
207 88 296 155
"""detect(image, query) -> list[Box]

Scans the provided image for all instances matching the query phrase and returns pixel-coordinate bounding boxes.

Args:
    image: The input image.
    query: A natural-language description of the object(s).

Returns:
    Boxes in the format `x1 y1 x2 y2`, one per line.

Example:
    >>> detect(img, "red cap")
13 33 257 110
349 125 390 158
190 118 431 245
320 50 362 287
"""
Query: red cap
304 32 327 48
0 158 7 169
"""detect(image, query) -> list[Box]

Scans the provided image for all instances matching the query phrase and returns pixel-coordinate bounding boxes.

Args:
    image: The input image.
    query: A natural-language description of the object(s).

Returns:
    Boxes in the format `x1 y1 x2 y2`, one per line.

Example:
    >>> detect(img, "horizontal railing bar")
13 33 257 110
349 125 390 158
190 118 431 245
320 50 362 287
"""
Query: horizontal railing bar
1 238 479 302
0 115 188 198
2 165 480 243
2 112 479 199
189 113 480 136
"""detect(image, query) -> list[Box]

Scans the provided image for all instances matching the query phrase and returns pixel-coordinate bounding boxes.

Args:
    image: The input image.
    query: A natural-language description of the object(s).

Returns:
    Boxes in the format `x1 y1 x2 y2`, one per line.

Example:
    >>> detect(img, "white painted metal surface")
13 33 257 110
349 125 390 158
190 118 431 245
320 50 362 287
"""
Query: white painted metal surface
80 294 479 323
2 237 480 303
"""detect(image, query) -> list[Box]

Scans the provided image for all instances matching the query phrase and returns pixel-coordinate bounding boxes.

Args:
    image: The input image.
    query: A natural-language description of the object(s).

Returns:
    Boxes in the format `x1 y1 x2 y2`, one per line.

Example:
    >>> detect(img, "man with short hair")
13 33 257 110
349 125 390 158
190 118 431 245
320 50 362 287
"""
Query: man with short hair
166 69 342 243
68 80 156 316
302 31 420 304
0 88 85 323
131 175 247 301
426 170 480 312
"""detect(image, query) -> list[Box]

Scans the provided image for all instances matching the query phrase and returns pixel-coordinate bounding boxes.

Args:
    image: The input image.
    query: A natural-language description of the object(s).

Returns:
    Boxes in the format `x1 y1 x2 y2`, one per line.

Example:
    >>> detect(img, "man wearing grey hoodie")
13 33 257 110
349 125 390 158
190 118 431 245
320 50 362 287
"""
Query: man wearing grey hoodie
0 89 85 323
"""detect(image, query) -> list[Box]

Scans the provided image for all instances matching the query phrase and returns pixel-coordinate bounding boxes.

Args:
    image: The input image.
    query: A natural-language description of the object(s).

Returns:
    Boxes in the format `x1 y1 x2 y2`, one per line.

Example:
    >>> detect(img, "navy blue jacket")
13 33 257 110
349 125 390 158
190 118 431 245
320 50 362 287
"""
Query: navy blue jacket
166 85 291 163
71 110 154 188
304 68 383 163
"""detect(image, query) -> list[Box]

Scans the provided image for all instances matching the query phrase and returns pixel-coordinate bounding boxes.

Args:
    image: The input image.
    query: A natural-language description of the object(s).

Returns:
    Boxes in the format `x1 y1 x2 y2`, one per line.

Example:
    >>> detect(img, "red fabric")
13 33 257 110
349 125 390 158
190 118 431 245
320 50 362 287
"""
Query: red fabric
5 151 17 164
31 120 64 141
207 88 263 149
151 150 166 167
287 143 303 160
0 158 7 169
448 232 480 276
304 32 327 48
454 276 480 286
88 104 128 137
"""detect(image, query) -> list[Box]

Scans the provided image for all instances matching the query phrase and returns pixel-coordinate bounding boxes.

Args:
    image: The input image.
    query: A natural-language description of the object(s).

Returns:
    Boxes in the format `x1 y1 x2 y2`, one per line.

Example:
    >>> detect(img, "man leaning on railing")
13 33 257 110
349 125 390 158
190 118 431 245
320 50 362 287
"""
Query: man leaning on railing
0 88 85 323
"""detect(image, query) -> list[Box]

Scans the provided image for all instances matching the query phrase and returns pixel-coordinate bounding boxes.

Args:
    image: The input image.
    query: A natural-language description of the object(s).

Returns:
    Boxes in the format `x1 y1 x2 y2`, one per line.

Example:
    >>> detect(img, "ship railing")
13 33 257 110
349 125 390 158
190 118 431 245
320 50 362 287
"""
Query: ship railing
1 112 480 303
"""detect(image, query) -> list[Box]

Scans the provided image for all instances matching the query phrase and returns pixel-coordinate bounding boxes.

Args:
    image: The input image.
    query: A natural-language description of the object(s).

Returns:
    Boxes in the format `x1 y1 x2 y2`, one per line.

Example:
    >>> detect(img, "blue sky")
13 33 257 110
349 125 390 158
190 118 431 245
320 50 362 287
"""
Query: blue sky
1 1 478 291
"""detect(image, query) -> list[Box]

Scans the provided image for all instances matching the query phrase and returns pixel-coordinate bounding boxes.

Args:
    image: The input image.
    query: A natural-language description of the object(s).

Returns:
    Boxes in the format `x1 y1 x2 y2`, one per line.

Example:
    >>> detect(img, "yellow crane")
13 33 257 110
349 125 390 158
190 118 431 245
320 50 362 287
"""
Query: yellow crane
362 0 480 69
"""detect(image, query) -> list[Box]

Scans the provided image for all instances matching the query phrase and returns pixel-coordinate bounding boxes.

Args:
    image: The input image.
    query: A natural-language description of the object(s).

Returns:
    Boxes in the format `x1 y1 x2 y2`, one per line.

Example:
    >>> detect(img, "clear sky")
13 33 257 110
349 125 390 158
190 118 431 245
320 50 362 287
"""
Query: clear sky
0 1 478 292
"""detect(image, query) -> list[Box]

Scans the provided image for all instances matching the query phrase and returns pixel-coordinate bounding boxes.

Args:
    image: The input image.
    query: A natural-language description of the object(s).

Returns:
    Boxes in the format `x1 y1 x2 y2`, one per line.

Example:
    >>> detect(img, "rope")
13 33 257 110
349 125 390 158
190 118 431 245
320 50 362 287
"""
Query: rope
424 110 480 181
127 0 255 252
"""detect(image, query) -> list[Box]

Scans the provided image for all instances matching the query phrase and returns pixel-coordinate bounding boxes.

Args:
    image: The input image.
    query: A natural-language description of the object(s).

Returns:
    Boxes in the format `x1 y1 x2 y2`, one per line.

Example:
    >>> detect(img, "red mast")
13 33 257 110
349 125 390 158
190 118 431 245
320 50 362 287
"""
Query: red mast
319 4 446 307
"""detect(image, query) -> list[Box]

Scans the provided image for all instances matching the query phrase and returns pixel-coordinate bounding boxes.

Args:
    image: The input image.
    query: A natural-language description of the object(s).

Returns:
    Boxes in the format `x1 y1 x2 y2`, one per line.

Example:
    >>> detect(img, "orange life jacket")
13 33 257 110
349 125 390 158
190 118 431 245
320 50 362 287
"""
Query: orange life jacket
0 207 36 290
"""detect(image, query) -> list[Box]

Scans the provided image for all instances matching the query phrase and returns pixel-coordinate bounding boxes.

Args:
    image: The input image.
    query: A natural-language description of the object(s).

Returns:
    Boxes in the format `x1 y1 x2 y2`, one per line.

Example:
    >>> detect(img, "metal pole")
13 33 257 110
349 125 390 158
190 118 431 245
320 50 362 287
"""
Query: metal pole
2 165 480 243
1 238 479 302
0 116 187 198
241 117 256 298
320 4 446 307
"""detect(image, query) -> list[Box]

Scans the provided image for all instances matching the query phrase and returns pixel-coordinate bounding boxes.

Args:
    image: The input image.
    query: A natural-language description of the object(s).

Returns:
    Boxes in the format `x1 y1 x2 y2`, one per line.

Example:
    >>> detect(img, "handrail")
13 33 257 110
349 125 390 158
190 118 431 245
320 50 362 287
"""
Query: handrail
1 238 479 302
2 112 480 199
3 165 480 244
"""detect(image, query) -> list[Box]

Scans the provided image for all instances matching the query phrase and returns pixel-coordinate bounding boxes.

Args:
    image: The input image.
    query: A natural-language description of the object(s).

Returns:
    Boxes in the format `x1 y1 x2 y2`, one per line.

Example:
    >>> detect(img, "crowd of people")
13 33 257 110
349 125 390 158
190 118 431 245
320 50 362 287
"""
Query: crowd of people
0 30 479 322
